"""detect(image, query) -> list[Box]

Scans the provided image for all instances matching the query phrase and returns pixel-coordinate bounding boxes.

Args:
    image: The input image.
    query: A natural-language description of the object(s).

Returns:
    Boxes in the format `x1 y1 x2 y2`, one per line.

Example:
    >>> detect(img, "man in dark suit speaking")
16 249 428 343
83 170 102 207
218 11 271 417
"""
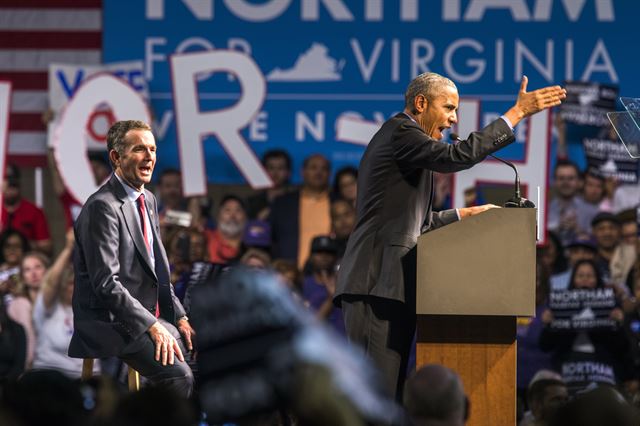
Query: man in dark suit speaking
69 120 194 396
334 73 566 398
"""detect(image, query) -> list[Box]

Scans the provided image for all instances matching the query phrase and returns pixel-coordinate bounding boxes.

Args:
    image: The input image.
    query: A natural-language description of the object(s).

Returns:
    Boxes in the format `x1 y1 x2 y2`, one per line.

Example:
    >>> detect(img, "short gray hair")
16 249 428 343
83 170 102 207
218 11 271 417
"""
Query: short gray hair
404 72 456 112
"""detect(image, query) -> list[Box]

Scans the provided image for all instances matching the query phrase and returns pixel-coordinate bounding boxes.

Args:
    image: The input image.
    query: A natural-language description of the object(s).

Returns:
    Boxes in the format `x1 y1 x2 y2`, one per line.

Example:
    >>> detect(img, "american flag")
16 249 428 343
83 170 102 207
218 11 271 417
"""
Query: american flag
0 0 102 167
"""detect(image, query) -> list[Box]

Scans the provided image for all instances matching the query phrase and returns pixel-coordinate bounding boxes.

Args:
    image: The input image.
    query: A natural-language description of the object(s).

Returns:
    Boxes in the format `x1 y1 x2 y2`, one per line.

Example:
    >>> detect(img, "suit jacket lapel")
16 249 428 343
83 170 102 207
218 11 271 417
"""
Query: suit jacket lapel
109 175 157 281
121 202 157 280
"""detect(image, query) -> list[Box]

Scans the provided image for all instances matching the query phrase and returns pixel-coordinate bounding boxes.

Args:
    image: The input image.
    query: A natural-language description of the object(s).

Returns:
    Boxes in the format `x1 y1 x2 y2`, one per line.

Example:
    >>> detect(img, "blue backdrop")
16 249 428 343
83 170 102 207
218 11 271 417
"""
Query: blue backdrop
103 0 632 184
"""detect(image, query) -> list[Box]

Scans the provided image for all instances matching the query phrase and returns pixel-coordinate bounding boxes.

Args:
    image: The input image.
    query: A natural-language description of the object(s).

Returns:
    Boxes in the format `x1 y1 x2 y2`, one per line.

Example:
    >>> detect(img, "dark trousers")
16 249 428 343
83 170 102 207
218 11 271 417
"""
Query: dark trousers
342 296 416 400
119 318 194 397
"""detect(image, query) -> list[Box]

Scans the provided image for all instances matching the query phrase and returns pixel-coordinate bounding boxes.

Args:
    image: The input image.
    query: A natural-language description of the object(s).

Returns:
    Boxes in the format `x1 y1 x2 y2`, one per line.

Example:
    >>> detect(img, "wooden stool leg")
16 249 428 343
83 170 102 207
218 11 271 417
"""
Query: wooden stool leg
81 359 94 381
128 366 140 391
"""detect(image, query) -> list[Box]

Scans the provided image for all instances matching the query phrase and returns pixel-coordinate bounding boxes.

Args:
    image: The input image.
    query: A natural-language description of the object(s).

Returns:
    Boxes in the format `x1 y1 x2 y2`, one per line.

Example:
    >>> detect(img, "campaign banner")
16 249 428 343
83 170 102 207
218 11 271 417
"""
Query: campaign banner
559 81 638 179
560 81 618 127
47 61 148 151
561 356 617 394
102 0 637 190
549 288 618 331
583 137 638 183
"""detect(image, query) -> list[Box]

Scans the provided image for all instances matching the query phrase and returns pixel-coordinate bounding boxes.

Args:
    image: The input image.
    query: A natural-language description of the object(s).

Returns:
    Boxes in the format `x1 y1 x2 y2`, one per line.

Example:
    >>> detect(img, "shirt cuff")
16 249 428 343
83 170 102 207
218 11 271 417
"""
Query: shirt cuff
455 209 461 220
500 115 514 131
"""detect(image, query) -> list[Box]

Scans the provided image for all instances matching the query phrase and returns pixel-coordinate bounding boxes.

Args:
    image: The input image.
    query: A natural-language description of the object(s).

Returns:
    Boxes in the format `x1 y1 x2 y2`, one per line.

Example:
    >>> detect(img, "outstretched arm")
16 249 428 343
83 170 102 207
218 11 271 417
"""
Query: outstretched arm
503 76 567 127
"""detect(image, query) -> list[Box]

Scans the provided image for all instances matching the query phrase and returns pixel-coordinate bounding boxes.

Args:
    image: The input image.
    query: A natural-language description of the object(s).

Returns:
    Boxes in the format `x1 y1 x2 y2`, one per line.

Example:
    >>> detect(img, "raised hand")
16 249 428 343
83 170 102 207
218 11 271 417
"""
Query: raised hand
505 76 567 127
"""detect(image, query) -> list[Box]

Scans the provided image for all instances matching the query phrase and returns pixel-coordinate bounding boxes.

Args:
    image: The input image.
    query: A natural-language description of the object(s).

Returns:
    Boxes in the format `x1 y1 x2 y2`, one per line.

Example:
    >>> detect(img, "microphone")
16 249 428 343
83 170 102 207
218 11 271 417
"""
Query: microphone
449 133 535 208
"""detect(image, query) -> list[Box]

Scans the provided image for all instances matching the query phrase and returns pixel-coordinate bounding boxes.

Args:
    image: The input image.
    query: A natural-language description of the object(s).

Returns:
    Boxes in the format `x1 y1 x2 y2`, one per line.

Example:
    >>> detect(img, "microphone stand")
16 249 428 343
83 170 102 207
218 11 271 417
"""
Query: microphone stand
450 133 535 208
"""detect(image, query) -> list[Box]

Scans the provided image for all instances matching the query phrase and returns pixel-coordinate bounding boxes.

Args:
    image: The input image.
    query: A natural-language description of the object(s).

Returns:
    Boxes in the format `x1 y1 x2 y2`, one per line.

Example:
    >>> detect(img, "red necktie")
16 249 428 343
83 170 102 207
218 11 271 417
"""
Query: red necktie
137 194 159 318
136 194 151 253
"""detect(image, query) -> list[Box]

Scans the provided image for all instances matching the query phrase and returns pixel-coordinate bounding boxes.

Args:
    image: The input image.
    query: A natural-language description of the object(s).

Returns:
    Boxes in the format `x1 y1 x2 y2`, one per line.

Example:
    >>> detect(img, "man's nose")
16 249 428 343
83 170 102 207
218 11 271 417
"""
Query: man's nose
450 112 458 124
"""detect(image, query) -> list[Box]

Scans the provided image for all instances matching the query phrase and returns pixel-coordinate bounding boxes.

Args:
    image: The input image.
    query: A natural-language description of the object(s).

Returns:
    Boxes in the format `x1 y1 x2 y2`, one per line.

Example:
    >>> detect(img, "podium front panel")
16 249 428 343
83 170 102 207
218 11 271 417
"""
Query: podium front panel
416 208 535 316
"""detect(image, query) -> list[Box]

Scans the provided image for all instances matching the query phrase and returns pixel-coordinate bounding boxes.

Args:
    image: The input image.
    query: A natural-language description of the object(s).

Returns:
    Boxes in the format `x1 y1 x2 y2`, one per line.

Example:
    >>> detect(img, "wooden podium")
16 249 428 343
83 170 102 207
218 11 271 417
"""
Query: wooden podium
415 209 536 426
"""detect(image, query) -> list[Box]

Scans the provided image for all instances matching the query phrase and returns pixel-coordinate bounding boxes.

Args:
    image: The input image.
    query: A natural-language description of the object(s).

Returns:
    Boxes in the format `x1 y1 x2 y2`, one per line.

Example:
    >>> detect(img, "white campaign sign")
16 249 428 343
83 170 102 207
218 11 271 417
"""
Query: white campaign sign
170 50 272 195
48 61 148 151
53 74 150 204
0 82 11 222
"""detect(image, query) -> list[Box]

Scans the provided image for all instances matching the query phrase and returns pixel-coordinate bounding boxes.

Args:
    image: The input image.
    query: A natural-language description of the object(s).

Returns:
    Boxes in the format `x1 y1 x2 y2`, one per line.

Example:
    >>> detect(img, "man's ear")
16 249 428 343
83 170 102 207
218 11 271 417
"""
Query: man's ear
413 94 428 114
108 149 120 169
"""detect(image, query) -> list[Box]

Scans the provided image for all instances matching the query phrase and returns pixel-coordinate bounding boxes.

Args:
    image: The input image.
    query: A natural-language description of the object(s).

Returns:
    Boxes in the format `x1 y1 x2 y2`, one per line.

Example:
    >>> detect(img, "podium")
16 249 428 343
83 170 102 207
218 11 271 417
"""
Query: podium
415 209 536 426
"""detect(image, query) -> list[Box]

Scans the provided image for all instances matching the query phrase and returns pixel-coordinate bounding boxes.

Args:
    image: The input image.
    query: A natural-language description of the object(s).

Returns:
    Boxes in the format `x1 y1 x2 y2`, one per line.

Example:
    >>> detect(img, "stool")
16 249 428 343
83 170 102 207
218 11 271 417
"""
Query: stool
82 358 140 391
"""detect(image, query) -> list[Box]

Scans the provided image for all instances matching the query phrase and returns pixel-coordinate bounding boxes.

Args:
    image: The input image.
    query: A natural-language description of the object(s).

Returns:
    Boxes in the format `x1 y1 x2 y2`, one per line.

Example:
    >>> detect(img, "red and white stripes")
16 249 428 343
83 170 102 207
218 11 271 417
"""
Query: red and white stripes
0 0 102 166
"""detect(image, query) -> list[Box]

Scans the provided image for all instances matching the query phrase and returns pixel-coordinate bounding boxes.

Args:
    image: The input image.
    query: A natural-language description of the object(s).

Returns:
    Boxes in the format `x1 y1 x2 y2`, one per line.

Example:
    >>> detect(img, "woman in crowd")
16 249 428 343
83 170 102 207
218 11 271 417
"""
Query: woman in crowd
540 259 632 393
31 230 97 377
0 229 29 274
541 231 568 278
332 166 357 207
7 251 49 368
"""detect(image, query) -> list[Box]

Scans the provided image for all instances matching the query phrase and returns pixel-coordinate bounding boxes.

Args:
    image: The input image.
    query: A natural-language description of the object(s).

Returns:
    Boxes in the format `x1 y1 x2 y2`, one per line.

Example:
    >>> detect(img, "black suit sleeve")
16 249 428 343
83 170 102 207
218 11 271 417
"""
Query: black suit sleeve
392 118 514 172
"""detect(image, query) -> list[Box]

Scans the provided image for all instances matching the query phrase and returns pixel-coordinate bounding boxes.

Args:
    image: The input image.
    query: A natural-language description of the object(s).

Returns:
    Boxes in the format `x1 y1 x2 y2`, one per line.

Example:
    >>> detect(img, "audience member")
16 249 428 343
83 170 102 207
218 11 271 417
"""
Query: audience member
619 209 638 247
521 378 568 426
6 251 50 368
247 149 293 220
547 160 589 246
550 236 597 291
0 229 29 274
2 164 52 254
403 364 469 426
539 231 568 277
581 170 607 213
272 258 303 296
32 230 98 377
302 236 345 336
156 168 188 214
540 259 630 393
1 370 88 426
591 212 622 285
270 154 333 269
333 166 358 207
550 385 639 426
155 168 195 248
108 386 199 426
204 195 248 265
330 198 356 260
243 219 272 252
190 267 400 426
240 248 272 269
167 227 208 302
609 210 638 291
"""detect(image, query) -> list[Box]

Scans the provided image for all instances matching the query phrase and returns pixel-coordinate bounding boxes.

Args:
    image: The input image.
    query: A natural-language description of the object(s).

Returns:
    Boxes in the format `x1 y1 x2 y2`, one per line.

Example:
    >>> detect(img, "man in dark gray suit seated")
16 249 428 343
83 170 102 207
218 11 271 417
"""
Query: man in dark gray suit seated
334 72 566 398
69 120 194 396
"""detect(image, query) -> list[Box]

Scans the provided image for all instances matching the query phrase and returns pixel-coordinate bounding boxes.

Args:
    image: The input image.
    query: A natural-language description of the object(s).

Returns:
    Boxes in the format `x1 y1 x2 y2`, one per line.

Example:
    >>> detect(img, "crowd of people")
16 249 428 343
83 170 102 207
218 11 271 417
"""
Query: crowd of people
1 142 640 425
